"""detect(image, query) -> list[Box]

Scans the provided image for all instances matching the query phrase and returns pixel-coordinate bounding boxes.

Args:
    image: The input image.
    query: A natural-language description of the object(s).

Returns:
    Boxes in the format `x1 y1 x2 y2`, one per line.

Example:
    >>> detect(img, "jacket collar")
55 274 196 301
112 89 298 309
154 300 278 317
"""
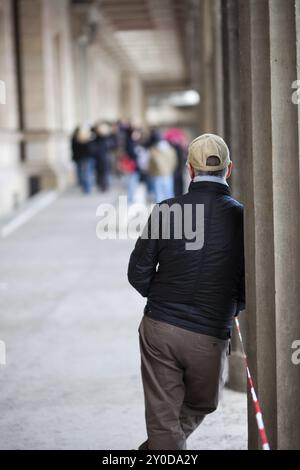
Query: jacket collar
188 180 231 196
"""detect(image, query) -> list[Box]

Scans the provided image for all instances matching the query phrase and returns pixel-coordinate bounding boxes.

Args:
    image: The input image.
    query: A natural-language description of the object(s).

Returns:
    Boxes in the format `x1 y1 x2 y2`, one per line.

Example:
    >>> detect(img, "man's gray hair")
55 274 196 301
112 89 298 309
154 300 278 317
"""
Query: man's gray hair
194 156 228 177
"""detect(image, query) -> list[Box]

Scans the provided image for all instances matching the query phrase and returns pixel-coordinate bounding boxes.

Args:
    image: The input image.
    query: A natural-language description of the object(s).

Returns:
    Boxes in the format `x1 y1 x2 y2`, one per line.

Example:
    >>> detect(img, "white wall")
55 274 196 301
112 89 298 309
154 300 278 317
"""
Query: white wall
0 0 26 216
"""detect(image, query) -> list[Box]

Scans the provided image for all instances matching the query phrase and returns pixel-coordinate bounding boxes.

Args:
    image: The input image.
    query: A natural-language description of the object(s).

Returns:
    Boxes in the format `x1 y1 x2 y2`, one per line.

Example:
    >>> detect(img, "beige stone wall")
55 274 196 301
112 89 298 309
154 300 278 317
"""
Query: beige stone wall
0 0 26 216
0 0 18 129
0 0 147 216
121 72 145 127
19 0 75 190
87 44 122 124
73 42 144 128
71 5 145 128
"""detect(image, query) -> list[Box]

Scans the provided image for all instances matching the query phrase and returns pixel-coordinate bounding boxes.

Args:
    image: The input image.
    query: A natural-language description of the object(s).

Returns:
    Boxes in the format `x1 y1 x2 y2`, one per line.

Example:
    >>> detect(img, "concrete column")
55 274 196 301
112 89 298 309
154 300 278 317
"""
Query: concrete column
198 0 224 135
73 41 89 124
121 72 146 128
0 0 26 215
19 0 75 192
269 0 300 450
212 0 224 136
198 0 217 134
221 0 246 394
239 0 300 449
239 0 277 449
222 0 242 200
71 5 128 126
296 1 300 176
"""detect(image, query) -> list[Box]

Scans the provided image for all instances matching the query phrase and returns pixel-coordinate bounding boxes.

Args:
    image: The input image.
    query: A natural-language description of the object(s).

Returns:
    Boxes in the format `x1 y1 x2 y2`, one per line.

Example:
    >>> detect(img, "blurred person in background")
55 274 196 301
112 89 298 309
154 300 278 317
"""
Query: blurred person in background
71 125 95 194
164 128 188 197
71 126 81 186
109 122 122 174
148 130 177 203
131 128 150 201
122 126 145 204
91 122 114 192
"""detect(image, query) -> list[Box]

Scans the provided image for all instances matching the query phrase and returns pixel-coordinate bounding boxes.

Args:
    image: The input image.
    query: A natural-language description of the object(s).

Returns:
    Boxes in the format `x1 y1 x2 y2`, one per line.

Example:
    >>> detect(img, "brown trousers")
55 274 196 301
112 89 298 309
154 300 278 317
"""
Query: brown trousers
138 315 228 450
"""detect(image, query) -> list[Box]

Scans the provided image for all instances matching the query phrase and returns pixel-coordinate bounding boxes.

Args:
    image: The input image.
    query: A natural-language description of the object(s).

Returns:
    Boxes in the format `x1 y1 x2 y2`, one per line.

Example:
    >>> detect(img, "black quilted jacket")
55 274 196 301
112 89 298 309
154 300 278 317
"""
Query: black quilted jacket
128 181 245 339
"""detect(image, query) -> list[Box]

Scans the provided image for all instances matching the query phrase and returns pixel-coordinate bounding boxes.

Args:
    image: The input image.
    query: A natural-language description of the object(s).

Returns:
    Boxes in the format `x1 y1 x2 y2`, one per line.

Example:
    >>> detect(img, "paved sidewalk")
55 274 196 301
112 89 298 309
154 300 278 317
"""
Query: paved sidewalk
0 187 247 450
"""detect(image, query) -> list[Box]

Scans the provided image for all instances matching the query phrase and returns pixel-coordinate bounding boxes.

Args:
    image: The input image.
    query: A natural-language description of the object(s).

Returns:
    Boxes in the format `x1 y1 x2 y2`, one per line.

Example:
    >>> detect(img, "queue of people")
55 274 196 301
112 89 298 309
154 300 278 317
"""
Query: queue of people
71 121 187 203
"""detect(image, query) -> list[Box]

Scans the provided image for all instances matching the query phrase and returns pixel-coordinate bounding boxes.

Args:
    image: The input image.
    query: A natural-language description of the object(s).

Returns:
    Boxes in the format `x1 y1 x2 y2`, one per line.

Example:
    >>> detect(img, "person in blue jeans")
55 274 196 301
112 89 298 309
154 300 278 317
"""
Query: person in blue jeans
147 130 177 203
78 157 95 194
152 174 174 203
72 126 95 194
125 126 147 204
90 123 115 192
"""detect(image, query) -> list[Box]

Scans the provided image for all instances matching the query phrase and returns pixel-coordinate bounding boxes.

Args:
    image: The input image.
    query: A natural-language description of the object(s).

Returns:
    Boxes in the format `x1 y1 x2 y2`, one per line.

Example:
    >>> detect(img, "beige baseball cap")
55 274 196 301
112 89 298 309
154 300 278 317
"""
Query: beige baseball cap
188 133 231 171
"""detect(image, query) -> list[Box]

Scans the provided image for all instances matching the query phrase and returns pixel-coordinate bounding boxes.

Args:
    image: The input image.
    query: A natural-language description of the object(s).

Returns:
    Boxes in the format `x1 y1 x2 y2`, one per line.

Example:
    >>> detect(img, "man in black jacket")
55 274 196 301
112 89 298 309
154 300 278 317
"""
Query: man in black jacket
128 133 245 450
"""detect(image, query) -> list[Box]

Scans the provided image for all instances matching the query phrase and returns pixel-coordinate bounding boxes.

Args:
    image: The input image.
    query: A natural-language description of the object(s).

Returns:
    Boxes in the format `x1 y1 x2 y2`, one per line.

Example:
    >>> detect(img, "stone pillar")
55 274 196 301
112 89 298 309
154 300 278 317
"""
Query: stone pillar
222 0 241 200
18 0 75 192
198 0 224 135
121 72 146 128
221 0 246 393
73 40 89 124
269 0 300 450
0 0 26 215
296 1 300 174
239 0 300 449
71 4 130 127
198 0 217 134
212 0 224 137
239 0 277 449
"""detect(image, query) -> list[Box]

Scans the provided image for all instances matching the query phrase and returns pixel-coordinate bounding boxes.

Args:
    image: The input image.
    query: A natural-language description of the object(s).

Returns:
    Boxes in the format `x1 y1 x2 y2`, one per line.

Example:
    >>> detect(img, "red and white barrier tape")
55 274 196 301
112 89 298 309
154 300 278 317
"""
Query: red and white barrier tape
235 318 271 450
